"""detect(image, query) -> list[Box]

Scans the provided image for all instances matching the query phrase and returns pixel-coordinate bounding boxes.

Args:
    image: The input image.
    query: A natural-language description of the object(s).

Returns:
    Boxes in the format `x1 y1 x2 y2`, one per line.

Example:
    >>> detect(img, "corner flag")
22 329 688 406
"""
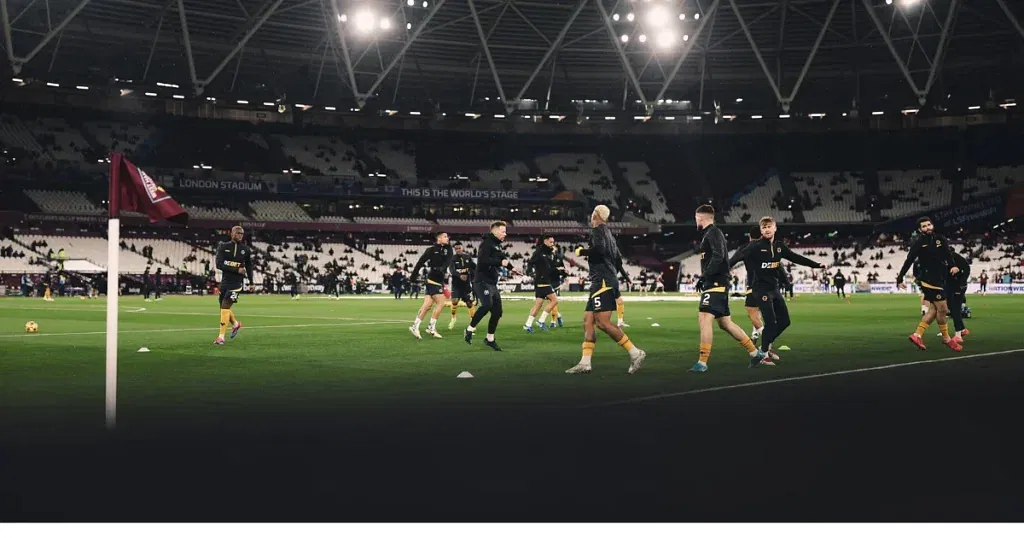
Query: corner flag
105 153 188 429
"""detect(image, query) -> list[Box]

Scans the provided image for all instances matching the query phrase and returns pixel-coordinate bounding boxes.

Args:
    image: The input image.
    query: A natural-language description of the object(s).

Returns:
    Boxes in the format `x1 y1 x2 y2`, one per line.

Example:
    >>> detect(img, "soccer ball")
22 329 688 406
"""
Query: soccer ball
25 321 39 333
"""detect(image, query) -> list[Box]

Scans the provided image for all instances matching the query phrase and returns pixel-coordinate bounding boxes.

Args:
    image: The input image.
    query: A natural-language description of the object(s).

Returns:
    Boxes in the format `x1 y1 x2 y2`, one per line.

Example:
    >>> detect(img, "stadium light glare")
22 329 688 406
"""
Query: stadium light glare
735 98 743 103
407 0 414 5
353 9 376 34
46 82 59 87
380 17 392 30
325 106 337 111
12 77 23 83
638 34 647 43
626 12 635 22
407 22 412 29
679 13 685 20
620 34 629 43
423 1 428 7
338 13 347 22
885 0 892 4
76 85 89 90
1000 102 1017 109
604 116 616 120
968 105 981 110
871 110 884 115
237 100 249 104
613 13 620 21
655 31 675 49
145 92 157 97
409 111 421 115
751 115 763 119
779 114 790 119
694 13 700 20
683 34 689 41
494 114 506 118
646 5 669 28
663 116 675 120
172 94 185 99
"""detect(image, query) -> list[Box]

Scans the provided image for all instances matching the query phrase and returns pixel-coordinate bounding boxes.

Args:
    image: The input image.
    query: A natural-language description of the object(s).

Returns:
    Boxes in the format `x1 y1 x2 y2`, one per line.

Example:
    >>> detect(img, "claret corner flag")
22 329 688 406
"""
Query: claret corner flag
109 152 189 225
105 153 189 429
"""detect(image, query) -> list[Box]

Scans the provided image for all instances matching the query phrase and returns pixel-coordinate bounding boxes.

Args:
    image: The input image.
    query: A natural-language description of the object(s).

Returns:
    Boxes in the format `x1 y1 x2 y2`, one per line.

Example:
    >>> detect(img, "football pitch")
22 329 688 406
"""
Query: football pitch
3 292 1023 434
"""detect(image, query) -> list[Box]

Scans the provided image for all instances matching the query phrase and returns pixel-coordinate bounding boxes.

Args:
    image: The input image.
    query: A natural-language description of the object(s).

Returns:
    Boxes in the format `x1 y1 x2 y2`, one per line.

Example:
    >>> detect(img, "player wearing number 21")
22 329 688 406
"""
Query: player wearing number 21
690 205 767 373
214 225 253 346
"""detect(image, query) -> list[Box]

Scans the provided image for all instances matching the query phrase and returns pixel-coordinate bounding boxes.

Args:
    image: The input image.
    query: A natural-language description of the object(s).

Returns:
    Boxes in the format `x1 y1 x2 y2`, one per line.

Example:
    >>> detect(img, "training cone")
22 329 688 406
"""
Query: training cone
651 323 661 327
777 345 791 351
457 371 474 379
138 347 150 353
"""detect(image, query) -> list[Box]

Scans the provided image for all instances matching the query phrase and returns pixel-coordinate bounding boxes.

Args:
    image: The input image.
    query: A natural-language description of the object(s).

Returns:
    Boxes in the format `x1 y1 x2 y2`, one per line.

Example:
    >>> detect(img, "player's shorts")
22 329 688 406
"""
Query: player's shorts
451 283 474 305
585 280 620 313
219 286 242 305
919 281 946 303
699 284 731 319
473 282 501 311
425 280 444 296
744 290 758 308
534 283 555 299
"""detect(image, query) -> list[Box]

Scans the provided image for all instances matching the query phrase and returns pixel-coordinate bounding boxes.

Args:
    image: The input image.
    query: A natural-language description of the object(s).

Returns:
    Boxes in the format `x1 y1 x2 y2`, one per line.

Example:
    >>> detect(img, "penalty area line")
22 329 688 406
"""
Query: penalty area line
0 320 407 339
584 347 1024 409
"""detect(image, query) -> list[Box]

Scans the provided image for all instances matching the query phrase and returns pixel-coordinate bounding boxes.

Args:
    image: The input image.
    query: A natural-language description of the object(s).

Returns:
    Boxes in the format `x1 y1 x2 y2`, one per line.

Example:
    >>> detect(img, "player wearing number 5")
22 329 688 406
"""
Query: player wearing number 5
214 225 253 346
565 205 646 375
691 205 767 373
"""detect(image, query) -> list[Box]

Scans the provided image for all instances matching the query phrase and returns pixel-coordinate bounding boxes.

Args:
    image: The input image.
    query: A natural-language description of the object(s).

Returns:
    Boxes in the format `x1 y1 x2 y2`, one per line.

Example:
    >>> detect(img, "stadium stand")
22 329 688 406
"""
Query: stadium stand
25 190 103 215
619 161 675 224
85 121 155 157
878 169 951 219
277 135 360 176
963 166 1023 201
249 201 313 222
26 118 91 163
0 114 48 159
353 217 433 225
535 153 619 206
365 140 417 181
791 172 869 223
182 204 248 221
725 174 787 223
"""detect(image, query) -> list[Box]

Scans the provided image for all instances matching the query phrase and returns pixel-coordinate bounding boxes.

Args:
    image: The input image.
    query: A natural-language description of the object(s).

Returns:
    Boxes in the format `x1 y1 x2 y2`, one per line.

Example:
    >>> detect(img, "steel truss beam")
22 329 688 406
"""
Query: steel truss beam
320 0 359 100
727 0 839 112
860 0 958 105
993 0 1024 41
0 0 91 75
175 0 284 95
655 0 721 104
469 0 512 106
596 0 648 108
468 0 511 112
360 0 447 106
516 0 588 102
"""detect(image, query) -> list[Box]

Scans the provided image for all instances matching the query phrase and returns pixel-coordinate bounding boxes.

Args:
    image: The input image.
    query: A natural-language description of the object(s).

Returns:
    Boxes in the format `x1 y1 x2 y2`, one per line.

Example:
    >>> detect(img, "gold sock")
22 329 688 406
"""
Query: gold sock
939 323 950 339
617 334 636 352
914 321 929 337
551 305 559 319
228 311 237 325
451 304 459 319
219 309 230 337
617 303 624 322
699 343 712 364
469 304 477 317
581 341 595 364
739 337 757 353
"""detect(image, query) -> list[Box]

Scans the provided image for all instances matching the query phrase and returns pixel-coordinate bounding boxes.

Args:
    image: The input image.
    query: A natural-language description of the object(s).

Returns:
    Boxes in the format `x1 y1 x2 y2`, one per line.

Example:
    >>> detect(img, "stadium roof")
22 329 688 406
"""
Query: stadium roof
4 0 1024 114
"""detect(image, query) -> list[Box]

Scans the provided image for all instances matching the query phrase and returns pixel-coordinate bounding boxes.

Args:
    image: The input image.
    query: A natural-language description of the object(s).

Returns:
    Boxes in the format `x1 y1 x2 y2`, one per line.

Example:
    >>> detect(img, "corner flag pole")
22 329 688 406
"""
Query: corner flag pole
106 155 120 430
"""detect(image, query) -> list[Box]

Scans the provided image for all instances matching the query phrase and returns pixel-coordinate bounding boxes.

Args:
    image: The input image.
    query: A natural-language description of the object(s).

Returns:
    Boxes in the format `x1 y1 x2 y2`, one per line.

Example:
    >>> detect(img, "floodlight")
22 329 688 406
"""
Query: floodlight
353 9 375 34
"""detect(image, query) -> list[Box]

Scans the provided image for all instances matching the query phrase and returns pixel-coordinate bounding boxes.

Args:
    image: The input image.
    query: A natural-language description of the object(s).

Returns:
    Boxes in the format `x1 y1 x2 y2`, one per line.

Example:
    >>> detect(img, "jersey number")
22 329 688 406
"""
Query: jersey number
701 293 710 306
229 291 239 301
593 296 602 310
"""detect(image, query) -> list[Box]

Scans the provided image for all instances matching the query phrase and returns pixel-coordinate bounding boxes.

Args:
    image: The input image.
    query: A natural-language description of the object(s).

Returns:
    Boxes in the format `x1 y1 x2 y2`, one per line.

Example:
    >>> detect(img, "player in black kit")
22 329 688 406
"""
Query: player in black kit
465 221 510 351
691 206 766 373
523 235 559 333
729 216 825 366
731 226 766 342
943 247 971 343
214 225 253 345
833 269 848 301
447 242 477 330
896 216 962 352
409 231 454 340
566 205 646 374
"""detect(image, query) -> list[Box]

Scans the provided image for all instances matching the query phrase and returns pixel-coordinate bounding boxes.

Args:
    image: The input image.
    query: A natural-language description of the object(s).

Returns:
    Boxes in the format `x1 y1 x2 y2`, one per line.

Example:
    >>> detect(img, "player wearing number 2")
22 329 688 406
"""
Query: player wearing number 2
214 225 253 346
690 205 767 373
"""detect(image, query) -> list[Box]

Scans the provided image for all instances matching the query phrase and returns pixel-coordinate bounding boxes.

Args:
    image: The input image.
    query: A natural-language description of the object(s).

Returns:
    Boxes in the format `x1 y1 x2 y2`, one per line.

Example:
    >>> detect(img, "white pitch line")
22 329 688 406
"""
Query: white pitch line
585 348 1024 408
0 320 406 339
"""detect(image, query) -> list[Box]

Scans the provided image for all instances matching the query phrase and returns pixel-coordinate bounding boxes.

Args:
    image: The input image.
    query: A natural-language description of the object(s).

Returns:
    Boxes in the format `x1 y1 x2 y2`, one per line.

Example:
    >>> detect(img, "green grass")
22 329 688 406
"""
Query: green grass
2 293 1022 432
